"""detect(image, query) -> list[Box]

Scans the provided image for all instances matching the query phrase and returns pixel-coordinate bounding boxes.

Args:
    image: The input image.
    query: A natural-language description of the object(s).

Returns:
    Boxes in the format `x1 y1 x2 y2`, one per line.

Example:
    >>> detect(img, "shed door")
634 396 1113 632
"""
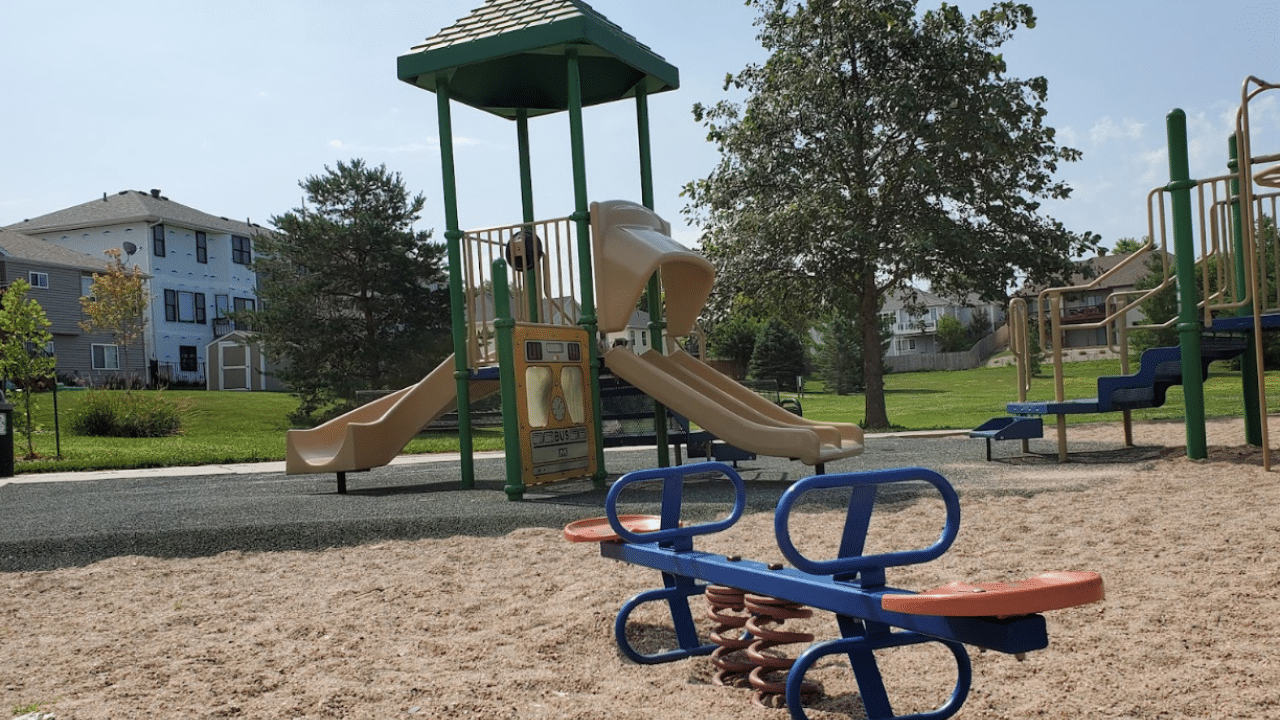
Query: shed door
219 342 250 391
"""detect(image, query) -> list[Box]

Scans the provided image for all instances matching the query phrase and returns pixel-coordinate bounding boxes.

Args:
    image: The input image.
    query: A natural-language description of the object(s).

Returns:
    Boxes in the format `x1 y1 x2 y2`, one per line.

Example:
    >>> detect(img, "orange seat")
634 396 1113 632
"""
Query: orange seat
563 515 664 543
881 571 1104 618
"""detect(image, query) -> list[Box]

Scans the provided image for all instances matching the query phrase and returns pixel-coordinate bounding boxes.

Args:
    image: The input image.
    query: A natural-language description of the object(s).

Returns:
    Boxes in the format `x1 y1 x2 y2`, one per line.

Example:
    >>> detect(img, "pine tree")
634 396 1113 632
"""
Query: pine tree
816 312 862 395
749 318 806 392
247 159 450 424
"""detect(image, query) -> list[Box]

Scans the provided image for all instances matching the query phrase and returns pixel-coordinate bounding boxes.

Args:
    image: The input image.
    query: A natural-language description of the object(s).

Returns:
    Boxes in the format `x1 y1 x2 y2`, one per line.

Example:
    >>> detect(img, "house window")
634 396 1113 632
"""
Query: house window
232 296 255 330
27 272 48 289
92 344 120 370
164 289 206 324
908 339 916 350
196 231 207 264
179 345 198 372
81 275 94 299
152 224 166 256
232 235 251 265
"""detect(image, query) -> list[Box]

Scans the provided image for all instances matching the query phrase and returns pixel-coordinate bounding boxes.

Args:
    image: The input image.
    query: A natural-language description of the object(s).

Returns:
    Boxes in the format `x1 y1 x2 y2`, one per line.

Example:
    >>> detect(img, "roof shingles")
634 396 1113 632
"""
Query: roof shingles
411 0 655 55
5 190 264 237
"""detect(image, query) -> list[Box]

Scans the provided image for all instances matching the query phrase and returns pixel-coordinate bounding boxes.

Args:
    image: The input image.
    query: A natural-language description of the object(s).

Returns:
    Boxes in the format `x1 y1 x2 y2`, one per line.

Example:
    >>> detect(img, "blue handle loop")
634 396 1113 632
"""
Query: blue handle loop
605 461 746 544
774 467 960 576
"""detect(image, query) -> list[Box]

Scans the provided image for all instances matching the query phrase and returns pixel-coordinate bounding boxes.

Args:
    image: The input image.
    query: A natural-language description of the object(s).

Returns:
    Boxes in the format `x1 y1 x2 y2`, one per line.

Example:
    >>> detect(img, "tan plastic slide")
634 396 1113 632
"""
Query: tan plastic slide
285 355 496 475
604 346 864 467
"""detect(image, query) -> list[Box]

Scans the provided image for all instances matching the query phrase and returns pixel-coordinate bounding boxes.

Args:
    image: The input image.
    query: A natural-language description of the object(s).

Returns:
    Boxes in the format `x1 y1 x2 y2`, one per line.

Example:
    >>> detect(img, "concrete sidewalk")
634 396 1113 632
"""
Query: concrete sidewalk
0 429 966 487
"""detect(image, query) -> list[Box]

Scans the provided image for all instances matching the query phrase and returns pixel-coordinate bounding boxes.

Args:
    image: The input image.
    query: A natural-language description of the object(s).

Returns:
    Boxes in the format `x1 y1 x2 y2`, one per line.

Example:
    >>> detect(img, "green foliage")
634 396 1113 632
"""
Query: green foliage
684 0 1099 429
69 390 185 438
935 315 969 352
1113 237 1146 254
248 159 451 426
707 313 761 377
966 309 993 343
749 318 807 391
815 312 862 394
1129 252 1179 356
79 247 147 381
0 279 57 458
1026 316 1044 377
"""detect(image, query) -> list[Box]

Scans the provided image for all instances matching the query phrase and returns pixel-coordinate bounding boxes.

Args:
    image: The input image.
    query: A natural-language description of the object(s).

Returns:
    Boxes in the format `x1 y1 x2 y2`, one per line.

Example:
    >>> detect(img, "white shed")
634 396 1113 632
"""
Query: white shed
205 330 282 391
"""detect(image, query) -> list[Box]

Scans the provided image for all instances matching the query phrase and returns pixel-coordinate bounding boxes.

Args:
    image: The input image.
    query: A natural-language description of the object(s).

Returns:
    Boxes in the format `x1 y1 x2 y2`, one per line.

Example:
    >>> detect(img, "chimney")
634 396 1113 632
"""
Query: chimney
150 189 162 199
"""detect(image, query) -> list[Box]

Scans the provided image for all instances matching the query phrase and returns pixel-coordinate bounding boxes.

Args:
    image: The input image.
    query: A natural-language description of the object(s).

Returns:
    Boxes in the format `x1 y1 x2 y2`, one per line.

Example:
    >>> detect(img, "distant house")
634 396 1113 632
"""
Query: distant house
1023 248 1163 349
880 287 1006 358
7 189 264 385
0 227 145 384
606 309 655 353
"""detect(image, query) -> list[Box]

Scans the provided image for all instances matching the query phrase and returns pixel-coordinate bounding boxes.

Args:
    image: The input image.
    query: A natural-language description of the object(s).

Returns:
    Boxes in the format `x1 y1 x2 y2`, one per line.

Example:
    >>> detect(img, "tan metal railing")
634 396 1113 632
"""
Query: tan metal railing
460 216 584 367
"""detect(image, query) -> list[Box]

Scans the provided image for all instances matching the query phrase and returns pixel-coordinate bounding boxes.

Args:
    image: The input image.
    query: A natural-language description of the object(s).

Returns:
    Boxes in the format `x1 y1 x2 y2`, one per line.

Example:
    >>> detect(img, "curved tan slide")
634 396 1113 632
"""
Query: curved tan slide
285 355 496 475
665 348 864 448
604 347 863 466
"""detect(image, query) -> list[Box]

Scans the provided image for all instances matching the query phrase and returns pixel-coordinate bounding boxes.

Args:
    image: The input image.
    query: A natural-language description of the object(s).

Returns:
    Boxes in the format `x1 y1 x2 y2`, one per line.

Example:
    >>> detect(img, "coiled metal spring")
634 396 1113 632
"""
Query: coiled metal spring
704 586 823 708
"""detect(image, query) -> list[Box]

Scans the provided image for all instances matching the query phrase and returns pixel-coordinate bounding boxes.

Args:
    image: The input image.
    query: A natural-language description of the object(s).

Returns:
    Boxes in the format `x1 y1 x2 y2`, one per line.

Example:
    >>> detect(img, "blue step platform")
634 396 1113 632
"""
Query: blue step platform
975 332 1251 460
968 416 1044 460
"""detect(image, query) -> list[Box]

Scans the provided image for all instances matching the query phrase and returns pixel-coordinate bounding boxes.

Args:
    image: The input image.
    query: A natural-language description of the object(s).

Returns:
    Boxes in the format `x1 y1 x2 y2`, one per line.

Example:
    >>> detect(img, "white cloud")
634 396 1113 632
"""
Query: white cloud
1089 116 1146 145
329 139 344 148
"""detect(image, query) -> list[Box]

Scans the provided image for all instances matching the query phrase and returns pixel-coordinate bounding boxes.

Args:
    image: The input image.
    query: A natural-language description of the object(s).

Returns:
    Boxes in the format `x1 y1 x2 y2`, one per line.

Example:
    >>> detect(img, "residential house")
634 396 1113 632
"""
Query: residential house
880 286 1006 358
1025 248 1163 349
7 189 263 385
0 227 146 384
607 309 655 353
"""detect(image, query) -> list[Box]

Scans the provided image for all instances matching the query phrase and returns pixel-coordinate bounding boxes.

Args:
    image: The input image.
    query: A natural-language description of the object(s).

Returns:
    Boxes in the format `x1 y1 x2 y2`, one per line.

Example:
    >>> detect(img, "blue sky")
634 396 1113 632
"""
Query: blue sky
3 0 1276 253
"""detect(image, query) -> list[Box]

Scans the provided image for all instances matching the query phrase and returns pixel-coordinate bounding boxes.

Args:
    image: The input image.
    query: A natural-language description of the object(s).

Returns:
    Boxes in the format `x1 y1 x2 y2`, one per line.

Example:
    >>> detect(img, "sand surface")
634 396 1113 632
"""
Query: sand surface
4 418 1280 718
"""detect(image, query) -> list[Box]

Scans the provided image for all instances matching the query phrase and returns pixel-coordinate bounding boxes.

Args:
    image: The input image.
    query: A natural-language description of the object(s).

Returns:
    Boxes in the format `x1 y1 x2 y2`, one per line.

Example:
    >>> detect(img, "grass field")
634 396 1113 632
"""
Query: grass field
9 358 1277 473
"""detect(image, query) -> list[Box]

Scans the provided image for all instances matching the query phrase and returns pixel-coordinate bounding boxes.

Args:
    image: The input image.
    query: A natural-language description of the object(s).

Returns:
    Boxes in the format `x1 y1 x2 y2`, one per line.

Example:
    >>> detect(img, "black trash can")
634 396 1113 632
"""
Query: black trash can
0 393 13 478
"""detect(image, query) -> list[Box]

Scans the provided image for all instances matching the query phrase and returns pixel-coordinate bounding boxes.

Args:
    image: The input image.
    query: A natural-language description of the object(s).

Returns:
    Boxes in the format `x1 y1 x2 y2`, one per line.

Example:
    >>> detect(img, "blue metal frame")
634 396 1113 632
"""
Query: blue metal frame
596 462 1052 720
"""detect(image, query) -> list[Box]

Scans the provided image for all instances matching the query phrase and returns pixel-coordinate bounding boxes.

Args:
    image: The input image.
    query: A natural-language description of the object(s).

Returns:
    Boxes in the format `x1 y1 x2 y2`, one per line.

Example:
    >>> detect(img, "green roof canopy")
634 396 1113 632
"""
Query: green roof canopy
397 0 679 119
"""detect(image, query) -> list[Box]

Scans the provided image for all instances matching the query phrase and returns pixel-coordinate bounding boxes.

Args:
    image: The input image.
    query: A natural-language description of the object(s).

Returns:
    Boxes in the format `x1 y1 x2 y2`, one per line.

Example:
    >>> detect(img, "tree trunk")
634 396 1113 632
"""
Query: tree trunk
859 275 890 429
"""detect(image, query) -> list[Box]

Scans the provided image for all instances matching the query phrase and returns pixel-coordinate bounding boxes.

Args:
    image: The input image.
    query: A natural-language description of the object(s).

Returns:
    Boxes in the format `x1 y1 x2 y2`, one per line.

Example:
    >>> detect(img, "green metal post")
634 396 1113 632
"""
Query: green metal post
492 260 525 501
1229 133 1263 446
636 84 671 467
436 77 475 487
517 110 540 322
1167 109 1207 460
566 49 607 488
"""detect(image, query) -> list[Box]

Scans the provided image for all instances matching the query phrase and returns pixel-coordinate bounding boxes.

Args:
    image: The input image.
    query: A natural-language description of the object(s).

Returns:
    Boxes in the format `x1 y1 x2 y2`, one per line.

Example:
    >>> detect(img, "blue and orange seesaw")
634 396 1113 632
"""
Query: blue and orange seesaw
565 462 1103 720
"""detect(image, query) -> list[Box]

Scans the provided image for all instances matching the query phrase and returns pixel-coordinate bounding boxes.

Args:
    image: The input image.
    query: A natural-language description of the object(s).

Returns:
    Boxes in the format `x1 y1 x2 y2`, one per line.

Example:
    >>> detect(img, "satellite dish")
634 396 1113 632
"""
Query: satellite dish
122 242 137 257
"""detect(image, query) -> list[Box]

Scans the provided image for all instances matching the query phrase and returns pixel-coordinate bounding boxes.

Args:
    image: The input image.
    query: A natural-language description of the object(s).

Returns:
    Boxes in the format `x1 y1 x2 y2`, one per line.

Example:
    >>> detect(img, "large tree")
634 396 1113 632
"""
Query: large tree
683 0 1099 428
249 159 450 424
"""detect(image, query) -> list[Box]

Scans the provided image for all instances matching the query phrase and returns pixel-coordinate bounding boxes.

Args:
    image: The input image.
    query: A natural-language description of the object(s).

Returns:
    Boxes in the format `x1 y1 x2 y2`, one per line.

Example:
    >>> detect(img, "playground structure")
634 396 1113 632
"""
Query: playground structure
976 76 1280 466
566 462 1104 719
284 1 864 497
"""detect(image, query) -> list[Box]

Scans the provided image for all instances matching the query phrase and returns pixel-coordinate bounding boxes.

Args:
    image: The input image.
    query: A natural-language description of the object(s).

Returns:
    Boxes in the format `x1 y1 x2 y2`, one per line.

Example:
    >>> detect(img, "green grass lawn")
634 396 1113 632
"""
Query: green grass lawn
10 358 1276 473
13 390 503 474
796 358 1280 430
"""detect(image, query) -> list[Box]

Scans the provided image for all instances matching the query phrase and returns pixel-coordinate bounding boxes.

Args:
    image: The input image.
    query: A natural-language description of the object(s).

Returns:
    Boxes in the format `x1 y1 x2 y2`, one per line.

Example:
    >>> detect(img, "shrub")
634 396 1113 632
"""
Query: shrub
70 391 185 438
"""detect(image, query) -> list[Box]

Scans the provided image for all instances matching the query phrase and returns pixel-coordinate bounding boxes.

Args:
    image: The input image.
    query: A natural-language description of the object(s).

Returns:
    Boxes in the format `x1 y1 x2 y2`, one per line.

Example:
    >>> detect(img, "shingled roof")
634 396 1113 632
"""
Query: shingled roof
0 228 110 272
6 190 266 237
398 0 678 119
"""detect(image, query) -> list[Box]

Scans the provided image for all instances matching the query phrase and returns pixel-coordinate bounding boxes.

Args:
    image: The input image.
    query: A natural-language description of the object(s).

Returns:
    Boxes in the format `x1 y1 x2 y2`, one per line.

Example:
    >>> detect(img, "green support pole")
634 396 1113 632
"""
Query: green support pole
436 77 475 488
517 110 540 322
492 259 524 501
1167 109 1207 460
636 84 671 467
567 50 607 488
1229 133 1263 446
